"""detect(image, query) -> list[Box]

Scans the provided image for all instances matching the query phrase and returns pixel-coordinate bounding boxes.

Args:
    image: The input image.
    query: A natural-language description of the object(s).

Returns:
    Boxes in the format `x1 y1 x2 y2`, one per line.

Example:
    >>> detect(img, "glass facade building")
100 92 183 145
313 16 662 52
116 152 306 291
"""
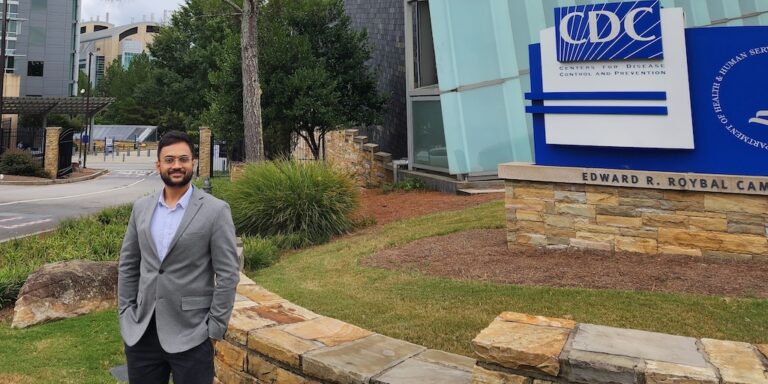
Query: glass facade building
405 0 768 176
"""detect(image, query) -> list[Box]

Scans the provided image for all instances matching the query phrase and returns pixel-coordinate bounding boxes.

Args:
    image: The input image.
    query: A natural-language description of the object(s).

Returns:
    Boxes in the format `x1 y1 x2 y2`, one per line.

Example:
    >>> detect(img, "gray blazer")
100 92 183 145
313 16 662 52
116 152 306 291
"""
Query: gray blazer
118 187 240 353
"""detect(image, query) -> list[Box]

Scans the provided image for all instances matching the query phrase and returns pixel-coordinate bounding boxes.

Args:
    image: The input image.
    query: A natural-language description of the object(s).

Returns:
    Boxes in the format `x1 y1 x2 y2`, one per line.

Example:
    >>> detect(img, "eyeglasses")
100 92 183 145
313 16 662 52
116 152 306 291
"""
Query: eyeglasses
161 156 192 165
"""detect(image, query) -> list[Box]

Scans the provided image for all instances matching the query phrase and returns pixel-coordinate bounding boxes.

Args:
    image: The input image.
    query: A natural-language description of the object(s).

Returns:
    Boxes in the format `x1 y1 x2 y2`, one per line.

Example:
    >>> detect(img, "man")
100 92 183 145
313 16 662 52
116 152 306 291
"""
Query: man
118 131 240 383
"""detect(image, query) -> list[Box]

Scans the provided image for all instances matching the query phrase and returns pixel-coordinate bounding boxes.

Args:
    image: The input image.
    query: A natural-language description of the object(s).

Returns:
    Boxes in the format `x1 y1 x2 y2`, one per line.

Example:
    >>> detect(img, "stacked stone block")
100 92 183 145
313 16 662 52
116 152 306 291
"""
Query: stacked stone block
214 273 474 383
472 312 768 384
43 127 61 179
199 127 212 179
291 129 394 188
506 180 768 261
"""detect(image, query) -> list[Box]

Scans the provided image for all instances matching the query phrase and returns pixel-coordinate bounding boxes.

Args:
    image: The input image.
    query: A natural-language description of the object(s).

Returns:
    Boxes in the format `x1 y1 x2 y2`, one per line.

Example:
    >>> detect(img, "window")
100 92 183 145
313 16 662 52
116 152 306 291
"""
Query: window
6 21 19 37
122 52 137 68
8 4 18 19
412 99 448 170
80 26 86 34
5 40 15 55
94 25 108 32
30 27 46 46
119 27 138 41
413 1 437 88
27 61 44 77
95 56 105 85
146 25 158 33
5 56 14 73
31 0 47 11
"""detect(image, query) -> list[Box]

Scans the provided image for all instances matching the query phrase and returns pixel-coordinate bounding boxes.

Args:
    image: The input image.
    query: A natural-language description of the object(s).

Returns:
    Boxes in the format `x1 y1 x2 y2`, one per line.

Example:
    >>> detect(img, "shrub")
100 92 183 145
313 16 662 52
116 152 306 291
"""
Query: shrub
227 160 358 244
0 149 47 177
382 177 427 193
242 236 281 270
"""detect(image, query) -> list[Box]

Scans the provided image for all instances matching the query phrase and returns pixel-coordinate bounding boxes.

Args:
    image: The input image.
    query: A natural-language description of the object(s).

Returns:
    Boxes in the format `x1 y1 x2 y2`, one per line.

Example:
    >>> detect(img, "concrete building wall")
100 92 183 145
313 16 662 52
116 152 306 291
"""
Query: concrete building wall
342 0 407 159
17 0 80 97
78 22 159 86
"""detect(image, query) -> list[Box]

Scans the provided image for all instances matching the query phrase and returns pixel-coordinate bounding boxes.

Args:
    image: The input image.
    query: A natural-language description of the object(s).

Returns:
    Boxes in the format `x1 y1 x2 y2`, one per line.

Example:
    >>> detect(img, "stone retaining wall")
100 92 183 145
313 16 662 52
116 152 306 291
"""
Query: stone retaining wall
292 129 394 188
505 180 768 261
472 312 768 384
217 276 768 383
214 273 475 383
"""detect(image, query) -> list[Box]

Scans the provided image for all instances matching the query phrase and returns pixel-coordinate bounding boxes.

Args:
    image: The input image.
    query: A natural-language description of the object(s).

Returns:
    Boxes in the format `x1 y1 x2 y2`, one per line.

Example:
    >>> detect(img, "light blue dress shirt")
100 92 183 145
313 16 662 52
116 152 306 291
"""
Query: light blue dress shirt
150 186 194 262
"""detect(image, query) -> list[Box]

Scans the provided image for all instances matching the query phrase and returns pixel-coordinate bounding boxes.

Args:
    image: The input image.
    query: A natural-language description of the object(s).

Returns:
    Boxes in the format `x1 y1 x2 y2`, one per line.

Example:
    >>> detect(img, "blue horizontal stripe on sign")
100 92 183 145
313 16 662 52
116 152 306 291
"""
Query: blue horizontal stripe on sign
525 106 668 115
525 92 667 101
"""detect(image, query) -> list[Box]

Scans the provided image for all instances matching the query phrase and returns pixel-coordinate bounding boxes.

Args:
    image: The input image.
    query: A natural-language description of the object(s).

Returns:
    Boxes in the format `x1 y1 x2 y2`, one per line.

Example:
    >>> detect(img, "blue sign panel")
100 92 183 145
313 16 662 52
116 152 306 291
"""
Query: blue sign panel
529 26 768 177
555 0 663 62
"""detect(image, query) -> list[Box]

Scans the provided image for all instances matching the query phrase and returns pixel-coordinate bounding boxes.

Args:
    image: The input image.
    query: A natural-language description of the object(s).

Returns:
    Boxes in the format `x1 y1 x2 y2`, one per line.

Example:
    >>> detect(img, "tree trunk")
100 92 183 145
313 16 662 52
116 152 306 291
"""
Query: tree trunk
304 128 321 161
241 0 264 162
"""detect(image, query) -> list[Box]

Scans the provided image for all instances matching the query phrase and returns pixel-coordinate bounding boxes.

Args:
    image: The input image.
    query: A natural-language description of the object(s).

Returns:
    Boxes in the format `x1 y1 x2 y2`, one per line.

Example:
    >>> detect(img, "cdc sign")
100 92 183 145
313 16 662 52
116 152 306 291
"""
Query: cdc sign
556 1 663 62
527 2 768 177
528 5 693 150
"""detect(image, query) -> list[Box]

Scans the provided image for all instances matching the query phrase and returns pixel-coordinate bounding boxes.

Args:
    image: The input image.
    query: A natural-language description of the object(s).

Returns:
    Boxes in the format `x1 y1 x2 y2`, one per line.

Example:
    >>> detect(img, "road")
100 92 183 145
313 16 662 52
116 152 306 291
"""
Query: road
0 155 163 243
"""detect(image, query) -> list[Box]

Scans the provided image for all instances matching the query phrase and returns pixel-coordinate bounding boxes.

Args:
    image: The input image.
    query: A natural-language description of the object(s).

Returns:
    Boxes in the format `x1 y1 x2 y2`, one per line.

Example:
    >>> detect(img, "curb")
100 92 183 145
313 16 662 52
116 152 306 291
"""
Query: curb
0 169 109 185
0 228 57 244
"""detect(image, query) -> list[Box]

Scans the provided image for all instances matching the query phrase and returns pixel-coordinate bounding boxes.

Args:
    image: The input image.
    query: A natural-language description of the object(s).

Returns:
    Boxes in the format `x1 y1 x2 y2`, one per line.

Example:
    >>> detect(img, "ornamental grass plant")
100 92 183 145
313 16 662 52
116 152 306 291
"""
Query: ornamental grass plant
225 160 359 245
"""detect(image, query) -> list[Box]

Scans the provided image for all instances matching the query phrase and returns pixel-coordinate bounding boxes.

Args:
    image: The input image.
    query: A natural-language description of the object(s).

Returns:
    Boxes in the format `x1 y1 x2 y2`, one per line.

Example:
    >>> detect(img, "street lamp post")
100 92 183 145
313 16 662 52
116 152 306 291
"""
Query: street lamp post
82 52 92 168
0 0 9 134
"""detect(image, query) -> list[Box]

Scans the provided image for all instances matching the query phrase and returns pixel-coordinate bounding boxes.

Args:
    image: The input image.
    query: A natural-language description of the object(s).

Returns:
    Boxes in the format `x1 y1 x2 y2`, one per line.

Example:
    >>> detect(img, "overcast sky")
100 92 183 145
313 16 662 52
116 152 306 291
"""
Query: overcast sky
81 0 185 26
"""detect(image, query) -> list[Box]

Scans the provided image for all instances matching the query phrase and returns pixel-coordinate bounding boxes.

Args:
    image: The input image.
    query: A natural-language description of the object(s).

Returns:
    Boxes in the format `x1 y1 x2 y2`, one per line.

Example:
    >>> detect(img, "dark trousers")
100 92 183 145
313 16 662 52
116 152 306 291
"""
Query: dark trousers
124 314 214 384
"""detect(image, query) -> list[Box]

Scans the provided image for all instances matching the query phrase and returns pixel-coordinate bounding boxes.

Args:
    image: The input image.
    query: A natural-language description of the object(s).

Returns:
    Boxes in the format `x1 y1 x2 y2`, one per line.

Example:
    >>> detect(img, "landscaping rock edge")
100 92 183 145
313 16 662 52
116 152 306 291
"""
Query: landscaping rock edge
219 276 768 383
12 260 118 329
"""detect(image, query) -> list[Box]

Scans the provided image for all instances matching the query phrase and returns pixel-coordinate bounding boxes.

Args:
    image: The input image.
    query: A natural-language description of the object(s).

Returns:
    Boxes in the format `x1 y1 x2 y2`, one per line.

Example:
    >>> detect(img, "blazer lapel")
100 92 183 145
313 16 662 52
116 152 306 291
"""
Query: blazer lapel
161 188 204 265
143 192 161 260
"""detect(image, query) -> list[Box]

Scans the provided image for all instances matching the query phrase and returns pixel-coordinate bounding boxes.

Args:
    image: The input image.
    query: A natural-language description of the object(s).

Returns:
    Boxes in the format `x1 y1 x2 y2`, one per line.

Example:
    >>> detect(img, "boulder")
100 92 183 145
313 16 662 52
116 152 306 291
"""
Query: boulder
12 260 117 328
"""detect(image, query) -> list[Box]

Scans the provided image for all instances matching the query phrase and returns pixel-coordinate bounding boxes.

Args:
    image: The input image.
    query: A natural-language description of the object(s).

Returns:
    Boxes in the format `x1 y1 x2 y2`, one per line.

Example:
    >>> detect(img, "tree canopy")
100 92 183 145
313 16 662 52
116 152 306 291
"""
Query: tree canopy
259 0 385 159
95 0 383 161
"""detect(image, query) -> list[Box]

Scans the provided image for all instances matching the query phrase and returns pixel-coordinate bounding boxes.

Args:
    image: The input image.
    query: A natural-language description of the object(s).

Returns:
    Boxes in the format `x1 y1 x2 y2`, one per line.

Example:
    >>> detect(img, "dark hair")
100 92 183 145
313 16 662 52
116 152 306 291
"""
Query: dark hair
157 130 194 159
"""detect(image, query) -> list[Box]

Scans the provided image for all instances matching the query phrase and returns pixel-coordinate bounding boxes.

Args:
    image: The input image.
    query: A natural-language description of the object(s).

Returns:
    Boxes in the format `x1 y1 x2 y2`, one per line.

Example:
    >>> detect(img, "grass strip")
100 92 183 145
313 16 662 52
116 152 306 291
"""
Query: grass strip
250 201 768 356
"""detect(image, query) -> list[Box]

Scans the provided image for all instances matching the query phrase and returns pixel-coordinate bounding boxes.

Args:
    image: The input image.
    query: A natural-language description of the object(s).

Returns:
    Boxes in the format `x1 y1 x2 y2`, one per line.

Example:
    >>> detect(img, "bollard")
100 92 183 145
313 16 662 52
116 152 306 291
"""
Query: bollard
147 149 150 157
123 154 126 162
203 177 212 194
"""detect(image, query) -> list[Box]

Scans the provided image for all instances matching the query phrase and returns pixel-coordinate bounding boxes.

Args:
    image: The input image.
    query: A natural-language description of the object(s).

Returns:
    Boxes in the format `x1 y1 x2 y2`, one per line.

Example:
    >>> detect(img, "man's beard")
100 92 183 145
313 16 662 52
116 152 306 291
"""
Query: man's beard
161 170 193 187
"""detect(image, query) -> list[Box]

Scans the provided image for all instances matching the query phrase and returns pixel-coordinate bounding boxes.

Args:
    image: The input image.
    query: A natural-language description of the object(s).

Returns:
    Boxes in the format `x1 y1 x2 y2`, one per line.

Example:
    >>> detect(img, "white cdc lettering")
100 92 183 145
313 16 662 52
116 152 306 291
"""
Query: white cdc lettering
559 7 656 44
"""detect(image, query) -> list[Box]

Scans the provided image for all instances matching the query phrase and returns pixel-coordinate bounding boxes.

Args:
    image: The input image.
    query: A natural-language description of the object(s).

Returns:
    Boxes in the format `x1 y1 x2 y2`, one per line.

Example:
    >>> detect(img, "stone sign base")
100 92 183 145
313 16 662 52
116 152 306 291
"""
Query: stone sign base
499 164 768 260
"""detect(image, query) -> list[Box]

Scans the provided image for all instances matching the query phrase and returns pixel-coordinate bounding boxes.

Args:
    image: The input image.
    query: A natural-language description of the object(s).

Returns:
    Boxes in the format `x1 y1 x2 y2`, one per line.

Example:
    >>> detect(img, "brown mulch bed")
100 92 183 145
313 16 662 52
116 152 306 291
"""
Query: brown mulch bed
354 189 503 226
363 228 768 298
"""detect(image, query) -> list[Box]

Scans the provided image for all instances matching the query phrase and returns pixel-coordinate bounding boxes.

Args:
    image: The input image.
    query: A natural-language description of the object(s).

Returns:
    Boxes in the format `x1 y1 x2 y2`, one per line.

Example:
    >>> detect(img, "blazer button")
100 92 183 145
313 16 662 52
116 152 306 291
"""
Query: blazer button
158 269 165 274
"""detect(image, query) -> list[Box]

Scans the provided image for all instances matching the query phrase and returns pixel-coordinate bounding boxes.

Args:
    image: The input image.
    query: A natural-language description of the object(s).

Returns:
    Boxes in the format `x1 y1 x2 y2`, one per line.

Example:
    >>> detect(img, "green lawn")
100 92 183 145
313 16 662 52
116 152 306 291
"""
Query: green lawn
0 310 123 384
250 200 768 356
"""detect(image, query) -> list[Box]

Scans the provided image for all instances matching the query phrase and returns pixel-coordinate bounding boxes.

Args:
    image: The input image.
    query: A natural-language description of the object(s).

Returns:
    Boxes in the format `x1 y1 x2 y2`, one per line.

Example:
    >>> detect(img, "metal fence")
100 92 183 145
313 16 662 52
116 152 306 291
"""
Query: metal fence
0 123 45 167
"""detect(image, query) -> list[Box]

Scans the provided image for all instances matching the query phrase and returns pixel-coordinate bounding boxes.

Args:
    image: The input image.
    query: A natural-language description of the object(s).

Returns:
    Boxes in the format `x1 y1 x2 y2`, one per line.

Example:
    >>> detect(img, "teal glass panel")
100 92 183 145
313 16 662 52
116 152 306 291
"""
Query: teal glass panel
429 0 519 91
412 100 448 170
441 80 532 174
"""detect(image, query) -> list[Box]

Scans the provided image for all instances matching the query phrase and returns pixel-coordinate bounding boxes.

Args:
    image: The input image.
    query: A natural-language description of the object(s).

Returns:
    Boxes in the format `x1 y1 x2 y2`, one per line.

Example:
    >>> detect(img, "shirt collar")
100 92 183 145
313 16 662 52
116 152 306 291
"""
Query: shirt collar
158 185 194 210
